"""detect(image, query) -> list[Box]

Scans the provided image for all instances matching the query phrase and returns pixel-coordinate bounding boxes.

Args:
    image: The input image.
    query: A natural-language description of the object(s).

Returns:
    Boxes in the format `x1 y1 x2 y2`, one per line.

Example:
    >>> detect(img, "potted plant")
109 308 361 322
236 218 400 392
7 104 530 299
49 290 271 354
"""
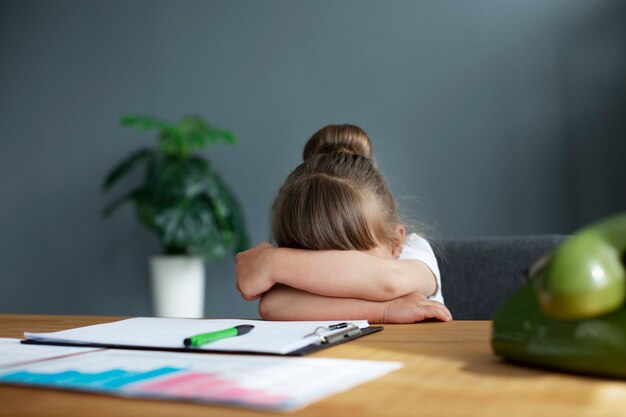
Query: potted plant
102 114 249 318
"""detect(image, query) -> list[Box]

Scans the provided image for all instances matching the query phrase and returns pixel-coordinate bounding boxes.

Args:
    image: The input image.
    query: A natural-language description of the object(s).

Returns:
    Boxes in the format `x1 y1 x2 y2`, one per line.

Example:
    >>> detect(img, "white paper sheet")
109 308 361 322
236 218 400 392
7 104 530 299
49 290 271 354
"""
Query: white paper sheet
24 318 370 354
0 338 100 368
0 349 402 411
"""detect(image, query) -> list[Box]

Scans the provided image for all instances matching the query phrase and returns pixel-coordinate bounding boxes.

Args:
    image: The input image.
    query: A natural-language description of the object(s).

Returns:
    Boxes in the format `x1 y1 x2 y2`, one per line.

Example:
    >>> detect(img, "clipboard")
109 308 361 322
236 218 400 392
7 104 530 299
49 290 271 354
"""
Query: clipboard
21 318 383 356
290 322 383 355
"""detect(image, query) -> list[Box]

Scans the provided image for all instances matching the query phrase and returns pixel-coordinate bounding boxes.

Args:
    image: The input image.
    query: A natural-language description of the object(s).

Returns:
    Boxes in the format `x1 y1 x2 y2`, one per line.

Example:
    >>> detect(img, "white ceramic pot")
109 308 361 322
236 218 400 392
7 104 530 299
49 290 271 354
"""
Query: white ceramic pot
149 256 205 318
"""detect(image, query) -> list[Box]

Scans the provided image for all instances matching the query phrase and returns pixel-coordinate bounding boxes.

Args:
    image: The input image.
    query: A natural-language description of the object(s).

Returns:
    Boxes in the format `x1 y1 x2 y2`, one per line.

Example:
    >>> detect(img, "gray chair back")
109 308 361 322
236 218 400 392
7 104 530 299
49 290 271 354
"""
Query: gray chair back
435 236 568 320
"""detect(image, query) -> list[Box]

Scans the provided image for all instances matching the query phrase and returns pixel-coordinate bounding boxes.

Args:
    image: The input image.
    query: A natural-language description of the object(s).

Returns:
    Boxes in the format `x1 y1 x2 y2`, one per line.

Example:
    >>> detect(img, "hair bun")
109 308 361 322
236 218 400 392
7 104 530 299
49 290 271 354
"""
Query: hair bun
303 124 373 160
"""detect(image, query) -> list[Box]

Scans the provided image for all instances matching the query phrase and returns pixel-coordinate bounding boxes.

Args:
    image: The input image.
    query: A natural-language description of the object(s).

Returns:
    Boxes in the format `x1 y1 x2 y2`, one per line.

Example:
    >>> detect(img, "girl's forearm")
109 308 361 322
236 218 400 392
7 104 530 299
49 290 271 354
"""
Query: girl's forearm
258 285 388 323
270 248 436 301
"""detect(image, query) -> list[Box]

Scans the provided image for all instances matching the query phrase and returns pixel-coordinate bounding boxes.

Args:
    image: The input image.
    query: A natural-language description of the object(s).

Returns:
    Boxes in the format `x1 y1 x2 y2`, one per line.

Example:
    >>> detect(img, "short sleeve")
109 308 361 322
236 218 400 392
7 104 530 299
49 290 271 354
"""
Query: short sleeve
397 233 444 304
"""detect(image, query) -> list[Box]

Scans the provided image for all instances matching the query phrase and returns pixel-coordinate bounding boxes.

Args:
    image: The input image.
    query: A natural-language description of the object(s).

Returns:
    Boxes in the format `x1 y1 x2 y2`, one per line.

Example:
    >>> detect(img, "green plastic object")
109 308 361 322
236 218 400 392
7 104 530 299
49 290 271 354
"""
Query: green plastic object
492 212 626 378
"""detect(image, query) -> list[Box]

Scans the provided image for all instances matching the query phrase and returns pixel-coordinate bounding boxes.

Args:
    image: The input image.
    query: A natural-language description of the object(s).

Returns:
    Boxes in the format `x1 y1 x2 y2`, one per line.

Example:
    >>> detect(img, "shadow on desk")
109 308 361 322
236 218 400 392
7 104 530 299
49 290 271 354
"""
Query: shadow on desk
356 321 542 379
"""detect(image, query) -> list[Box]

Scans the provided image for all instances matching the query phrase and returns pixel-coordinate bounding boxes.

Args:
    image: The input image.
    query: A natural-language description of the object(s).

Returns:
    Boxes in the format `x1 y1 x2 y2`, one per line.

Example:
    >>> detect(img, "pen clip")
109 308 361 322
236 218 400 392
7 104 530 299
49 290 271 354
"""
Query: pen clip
304 322 360 345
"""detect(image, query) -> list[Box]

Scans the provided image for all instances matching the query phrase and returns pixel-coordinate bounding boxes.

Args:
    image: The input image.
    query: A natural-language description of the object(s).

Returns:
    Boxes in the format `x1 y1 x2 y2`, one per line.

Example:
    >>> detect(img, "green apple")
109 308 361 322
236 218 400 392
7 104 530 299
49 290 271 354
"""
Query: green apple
534 213 626 319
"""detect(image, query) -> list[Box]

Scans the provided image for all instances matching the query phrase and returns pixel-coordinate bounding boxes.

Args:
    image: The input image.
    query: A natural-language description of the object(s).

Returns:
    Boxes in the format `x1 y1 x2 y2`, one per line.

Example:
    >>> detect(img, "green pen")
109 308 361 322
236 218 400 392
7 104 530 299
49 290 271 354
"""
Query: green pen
183 325 255 347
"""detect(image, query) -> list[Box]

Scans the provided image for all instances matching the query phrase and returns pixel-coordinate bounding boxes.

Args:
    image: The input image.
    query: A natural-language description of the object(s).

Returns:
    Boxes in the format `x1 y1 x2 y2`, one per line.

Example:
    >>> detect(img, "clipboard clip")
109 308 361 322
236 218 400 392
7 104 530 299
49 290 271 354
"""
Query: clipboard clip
304 322 361 345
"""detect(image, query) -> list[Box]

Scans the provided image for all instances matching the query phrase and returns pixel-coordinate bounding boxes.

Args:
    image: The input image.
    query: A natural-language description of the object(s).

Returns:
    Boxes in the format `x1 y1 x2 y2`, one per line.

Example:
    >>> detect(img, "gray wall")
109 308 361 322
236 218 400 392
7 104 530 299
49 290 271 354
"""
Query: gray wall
1 1 625 317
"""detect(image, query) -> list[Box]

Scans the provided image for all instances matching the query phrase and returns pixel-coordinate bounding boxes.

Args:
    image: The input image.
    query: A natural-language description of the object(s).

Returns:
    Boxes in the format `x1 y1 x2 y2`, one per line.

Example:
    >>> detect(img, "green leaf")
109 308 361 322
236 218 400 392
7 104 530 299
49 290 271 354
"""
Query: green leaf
159 131 190 157
120 115 175 132
207 127 237 145
177 116 238 152
135 193 158 232
178 116 209 148
205 172 250 253
143 156 211 205
152 197 228 262
102 188 142 217
102 148 155 191
200 122 237 146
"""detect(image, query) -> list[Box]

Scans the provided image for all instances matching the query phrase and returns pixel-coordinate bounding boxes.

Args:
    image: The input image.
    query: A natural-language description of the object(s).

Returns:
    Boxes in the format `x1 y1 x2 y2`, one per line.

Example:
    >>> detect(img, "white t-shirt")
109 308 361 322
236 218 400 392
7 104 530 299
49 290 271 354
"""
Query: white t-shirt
397 233 444 304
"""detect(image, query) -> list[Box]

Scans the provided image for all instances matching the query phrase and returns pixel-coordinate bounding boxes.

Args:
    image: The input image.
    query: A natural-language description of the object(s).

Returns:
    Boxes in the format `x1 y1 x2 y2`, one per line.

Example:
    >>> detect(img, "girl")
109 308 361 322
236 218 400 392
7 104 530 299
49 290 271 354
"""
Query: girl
236 125 451 323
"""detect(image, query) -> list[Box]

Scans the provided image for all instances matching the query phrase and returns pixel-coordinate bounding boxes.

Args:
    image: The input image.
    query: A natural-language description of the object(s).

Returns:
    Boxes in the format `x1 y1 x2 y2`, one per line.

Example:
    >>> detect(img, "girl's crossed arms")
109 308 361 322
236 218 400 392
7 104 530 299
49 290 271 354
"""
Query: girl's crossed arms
236 241 451 323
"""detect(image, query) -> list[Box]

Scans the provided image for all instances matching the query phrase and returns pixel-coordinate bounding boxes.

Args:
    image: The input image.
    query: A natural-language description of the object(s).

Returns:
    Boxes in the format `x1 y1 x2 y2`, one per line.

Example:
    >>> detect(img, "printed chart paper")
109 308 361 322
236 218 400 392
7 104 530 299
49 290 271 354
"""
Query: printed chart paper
0 349 402 411
0 338 99 368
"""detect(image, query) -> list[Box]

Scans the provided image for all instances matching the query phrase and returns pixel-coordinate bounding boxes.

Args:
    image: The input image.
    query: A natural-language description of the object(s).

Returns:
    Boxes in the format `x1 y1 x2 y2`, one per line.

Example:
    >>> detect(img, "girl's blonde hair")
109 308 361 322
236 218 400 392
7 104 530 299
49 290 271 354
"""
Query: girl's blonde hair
271 124 400 251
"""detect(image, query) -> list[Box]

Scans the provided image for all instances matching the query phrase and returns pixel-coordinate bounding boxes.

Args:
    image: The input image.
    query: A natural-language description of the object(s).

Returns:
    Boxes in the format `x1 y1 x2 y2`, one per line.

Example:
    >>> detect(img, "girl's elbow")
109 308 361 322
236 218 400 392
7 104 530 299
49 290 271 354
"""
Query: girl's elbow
398 261 438 298
258 295 271 320
258 293 282 320
380 280 403 300
378 263 410 300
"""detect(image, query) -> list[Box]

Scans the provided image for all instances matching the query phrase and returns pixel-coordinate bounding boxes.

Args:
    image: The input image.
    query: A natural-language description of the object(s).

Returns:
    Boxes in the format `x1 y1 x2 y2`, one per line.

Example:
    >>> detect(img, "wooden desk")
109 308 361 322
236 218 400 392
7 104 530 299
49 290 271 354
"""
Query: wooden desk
1 315 626 417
